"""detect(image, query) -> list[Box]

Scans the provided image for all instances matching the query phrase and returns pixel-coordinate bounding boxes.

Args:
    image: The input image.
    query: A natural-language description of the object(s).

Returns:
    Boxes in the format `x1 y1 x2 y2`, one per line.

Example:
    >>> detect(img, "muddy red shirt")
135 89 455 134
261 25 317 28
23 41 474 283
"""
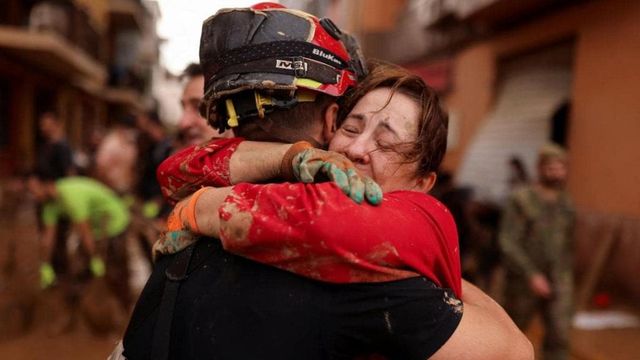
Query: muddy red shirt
157 137 244 204
157 138 462 297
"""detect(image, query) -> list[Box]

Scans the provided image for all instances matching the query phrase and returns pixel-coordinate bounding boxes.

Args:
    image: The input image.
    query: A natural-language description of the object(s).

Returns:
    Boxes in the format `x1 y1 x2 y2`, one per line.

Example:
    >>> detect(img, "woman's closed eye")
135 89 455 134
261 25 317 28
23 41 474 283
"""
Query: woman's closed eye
340 126 360 136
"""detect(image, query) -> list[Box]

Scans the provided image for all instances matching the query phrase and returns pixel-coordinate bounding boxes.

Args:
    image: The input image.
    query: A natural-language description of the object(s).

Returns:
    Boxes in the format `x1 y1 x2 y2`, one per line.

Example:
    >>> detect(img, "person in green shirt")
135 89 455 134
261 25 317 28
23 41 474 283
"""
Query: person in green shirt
27 174 132 310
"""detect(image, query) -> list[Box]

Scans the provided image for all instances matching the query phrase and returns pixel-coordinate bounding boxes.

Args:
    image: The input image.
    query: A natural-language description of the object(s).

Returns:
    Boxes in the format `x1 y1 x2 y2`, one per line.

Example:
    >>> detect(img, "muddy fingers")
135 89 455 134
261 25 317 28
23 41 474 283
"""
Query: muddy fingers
363 177 383 205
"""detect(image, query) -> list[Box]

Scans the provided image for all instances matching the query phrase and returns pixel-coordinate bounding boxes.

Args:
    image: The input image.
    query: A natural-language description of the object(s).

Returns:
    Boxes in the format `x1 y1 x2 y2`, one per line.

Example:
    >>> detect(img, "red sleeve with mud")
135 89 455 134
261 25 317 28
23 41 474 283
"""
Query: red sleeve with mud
219 182 462 297
157 137 244 204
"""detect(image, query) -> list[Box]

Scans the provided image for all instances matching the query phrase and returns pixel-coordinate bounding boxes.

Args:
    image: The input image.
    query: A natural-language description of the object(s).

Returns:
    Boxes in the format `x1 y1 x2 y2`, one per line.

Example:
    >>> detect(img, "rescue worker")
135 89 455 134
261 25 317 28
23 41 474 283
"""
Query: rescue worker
27 174 132 311
499 143 575 360
119 4 532 360
177 63 233 147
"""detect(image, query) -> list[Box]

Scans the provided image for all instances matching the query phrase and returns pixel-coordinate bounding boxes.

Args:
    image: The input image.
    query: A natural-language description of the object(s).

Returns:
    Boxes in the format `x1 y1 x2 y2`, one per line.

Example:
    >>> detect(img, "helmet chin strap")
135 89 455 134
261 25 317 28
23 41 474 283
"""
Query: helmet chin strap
221 90 328 149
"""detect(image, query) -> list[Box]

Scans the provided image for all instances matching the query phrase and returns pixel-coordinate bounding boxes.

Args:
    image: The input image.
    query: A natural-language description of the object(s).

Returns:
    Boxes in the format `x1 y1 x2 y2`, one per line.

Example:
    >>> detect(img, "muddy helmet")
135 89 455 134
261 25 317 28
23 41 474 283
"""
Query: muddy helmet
199 2 367 131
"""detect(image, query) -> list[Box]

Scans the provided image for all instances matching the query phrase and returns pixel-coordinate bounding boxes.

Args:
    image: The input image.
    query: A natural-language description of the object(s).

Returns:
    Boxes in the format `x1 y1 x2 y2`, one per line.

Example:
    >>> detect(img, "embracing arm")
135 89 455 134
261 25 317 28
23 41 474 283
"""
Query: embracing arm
157 137 292 204
228 141 291 184
171 182 459 295
431 280 534 360
158 137 379 205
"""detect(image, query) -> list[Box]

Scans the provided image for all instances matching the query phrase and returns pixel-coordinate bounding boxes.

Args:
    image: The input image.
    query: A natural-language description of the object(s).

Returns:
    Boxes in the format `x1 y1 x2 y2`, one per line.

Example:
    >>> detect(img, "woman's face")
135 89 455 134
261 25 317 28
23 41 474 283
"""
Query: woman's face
329 87 423 192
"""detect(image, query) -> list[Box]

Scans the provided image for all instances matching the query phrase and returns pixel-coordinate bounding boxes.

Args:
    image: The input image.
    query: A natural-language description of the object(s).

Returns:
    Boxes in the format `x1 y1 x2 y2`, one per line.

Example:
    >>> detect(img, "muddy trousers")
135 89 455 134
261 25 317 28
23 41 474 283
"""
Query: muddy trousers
504 271 573 360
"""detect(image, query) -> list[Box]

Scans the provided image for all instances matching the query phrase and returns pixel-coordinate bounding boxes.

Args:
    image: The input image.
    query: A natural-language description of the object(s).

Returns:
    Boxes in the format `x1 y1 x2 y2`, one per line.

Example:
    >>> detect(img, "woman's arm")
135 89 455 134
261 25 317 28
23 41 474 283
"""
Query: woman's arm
158 137 289 204
158 138 380 205
171 182 460 296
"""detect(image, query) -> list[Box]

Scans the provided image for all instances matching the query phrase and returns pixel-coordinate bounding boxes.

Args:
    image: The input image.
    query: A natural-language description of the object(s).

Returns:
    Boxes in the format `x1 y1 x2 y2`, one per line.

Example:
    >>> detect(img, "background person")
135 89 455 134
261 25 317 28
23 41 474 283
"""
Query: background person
36 111 75 179
176 63 233 148
33 111 76 288
94 115 138 196
133 109 174 264
27 174 133 312
499 143 574 360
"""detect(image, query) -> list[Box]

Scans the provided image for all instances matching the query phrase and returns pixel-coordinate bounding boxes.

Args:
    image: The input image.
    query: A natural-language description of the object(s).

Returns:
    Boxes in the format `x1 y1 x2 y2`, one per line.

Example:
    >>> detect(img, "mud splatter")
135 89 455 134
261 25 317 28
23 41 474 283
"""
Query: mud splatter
383 311 393 334
443 291 463 314
366 241 400 265
220 200 254 246
277 206 288 221
152 230 198 258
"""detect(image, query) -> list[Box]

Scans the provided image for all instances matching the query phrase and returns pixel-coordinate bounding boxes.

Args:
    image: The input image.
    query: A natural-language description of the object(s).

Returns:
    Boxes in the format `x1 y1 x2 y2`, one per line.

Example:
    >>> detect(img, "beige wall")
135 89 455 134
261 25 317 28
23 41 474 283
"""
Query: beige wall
569 0 640 217
444 0 640 217
442 46 495 171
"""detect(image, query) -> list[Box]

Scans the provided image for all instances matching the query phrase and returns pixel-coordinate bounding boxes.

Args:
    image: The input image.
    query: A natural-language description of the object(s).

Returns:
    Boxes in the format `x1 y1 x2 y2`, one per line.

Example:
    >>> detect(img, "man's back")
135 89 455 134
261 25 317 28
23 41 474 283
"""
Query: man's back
123 238 462 360
49 177 130 237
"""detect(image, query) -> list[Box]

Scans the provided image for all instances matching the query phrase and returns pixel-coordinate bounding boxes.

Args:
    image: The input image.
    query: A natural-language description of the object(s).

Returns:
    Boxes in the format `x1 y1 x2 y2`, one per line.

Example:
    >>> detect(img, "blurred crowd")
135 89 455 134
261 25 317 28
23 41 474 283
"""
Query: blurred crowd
0 63 233 335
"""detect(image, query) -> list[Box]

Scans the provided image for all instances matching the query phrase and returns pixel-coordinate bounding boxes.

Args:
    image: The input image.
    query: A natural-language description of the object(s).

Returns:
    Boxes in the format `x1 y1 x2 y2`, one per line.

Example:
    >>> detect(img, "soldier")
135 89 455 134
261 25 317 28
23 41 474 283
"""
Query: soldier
499 143 575 360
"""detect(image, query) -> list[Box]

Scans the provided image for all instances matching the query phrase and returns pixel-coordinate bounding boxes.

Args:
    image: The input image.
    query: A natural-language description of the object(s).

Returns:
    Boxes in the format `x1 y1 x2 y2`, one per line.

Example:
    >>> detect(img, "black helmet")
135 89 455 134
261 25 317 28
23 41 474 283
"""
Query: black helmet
199 2 367 131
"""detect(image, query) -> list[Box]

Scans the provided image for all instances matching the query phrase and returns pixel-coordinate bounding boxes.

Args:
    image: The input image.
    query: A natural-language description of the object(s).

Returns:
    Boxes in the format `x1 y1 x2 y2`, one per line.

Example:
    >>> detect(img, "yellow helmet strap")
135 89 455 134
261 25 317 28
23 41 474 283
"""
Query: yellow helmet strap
223 90 318 128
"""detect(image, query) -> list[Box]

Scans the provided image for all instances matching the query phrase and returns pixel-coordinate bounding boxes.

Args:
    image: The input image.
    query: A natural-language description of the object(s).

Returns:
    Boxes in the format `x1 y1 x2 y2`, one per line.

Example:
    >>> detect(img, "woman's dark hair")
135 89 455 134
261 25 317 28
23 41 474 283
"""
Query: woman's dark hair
338 60 449 177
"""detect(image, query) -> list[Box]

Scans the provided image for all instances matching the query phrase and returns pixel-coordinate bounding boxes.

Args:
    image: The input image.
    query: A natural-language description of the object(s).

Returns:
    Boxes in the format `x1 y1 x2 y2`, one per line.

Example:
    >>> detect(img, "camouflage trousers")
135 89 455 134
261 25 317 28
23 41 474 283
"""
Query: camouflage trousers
504 270 573 360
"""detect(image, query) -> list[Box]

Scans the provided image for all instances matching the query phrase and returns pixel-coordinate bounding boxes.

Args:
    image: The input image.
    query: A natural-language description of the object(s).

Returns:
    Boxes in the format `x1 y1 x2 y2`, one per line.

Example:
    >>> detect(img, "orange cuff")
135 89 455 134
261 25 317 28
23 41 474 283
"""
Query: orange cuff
280 141 314 181
185 187 209 233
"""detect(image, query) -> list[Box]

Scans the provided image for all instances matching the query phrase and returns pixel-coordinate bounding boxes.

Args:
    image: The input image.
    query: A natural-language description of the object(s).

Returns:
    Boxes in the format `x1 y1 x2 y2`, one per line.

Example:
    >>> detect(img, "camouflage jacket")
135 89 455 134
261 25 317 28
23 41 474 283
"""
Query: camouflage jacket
498 186 575 278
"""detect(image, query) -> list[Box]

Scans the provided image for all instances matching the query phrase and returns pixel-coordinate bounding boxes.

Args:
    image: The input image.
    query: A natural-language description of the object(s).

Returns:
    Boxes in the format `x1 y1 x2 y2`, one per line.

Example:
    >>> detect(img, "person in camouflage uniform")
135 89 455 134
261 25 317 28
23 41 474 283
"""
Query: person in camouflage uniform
499 143 575 360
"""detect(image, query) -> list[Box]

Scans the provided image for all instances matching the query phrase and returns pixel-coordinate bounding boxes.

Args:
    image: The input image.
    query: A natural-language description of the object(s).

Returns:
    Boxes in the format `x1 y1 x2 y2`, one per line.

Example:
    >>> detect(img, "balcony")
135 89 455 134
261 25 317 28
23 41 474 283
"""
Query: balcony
108 0 147 31
0 0 106 89
0 25 106 90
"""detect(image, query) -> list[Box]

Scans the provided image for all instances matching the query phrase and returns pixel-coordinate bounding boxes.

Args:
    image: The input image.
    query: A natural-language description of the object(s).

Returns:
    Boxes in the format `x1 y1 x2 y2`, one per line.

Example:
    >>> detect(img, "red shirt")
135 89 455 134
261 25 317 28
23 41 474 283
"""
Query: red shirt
157 138 462 297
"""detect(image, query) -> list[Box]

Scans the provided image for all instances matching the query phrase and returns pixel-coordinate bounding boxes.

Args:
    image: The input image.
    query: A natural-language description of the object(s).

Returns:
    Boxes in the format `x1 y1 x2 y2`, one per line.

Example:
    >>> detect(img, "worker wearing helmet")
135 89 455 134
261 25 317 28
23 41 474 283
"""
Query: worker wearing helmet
119 4 531 360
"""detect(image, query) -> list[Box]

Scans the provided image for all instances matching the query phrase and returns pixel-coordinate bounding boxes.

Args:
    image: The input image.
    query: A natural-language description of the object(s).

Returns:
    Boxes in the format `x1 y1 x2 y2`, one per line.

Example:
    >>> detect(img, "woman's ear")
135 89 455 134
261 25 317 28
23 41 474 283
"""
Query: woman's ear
322 103 339 142
415 172 437 193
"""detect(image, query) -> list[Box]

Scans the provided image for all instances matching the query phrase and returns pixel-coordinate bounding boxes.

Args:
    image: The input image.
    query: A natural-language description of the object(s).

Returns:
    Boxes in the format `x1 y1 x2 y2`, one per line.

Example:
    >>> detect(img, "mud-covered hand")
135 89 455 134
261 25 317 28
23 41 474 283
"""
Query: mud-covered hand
292 148 382 205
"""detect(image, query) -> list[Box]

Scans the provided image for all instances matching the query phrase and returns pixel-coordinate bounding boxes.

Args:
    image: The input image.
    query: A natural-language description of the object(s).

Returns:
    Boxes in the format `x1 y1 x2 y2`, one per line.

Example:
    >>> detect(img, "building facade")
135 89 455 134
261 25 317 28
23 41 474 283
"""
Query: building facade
0 0 159 177
289 0 640 302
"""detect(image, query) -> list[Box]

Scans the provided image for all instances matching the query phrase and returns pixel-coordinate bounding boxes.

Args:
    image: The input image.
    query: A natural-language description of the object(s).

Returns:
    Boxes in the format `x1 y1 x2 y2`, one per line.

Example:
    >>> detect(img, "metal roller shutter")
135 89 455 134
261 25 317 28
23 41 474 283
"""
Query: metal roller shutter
457 43 574 203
